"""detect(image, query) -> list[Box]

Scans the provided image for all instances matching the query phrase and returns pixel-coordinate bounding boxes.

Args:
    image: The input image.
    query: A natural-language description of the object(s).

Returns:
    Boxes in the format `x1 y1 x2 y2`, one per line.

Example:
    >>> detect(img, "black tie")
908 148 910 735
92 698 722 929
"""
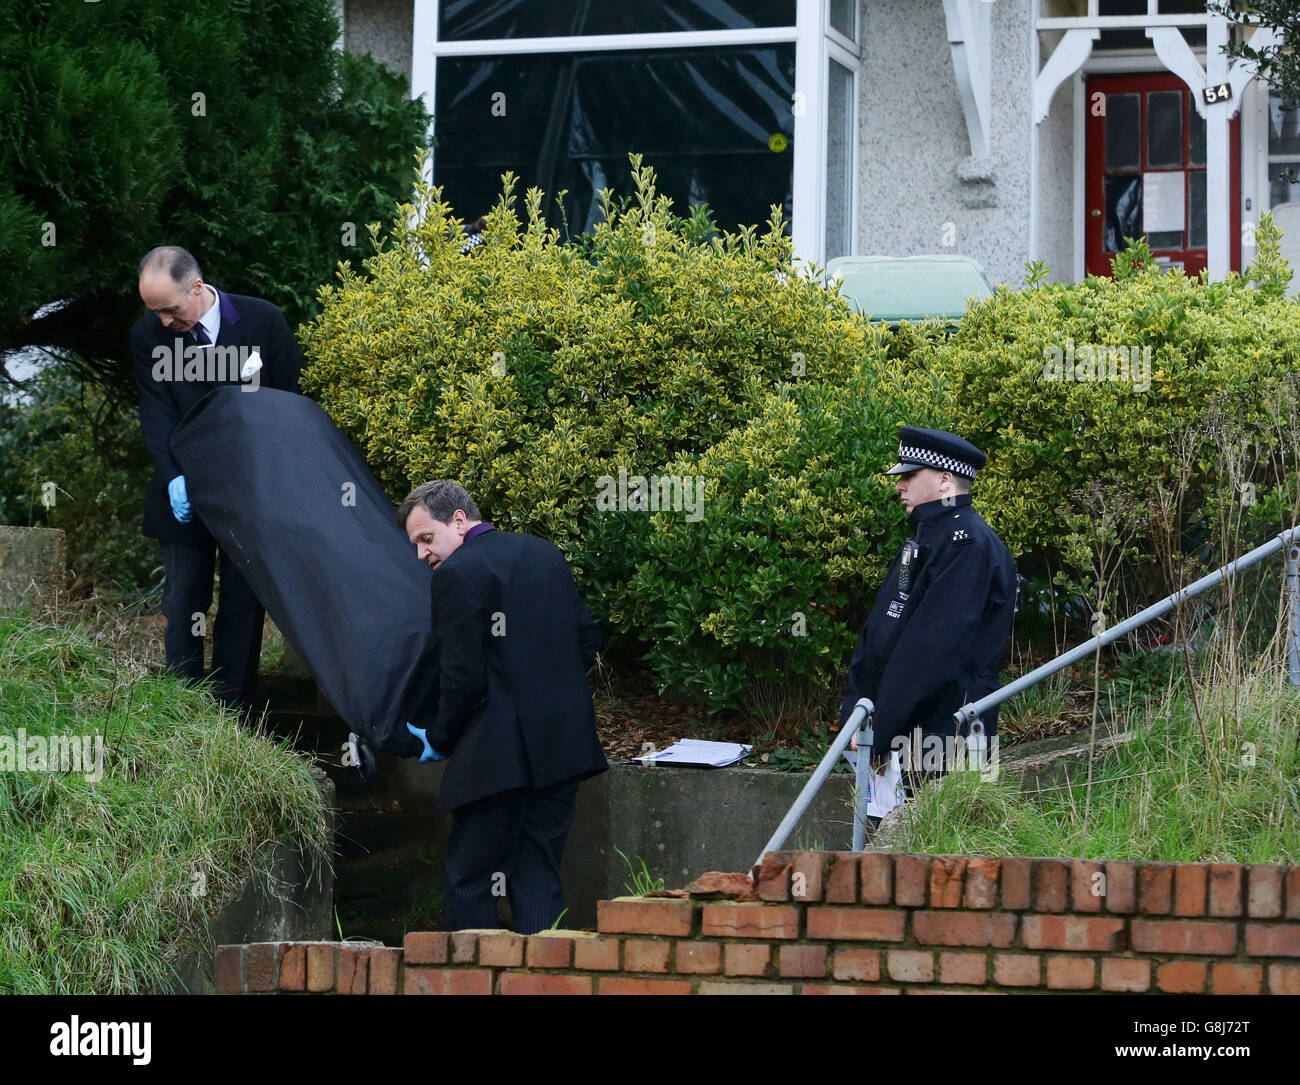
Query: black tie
192 324 211 346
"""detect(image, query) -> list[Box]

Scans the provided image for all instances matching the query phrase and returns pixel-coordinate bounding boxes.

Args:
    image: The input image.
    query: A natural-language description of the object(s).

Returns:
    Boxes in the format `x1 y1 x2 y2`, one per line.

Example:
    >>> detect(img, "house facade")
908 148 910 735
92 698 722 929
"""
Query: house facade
338 1 1295 287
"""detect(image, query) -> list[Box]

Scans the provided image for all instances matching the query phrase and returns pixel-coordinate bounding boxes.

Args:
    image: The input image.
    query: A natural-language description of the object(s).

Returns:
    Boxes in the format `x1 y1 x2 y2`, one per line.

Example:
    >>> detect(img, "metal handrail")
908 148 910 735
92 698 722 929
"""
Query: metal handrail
756 524 1300 867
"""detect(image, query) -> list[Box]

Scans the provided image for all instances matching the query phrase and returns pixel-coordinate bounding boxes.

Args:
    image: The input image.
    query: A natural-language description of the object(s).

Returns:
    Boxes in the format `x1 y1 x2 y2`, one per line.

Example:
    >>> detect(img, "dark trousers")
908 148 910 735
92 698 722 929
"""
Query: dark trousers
160 540 264 707
444 776 581 934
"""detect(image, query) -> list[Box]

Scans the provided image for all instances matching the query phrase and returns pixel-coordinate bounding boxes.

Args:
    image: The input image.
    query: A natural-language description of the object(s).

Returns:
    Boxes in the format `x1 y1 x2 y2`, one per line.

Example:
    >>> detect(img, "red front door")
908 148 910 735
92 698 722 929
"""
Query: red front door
1085 72 1240 278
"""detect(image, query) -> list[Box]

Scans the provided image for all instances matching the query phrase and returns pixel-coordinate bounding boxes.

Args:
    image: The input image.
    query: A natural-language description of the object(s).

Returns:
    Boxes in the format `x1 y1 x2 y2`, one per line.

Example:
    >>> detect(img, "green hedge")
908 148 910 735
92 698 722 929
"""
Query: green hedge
301 169 1300 717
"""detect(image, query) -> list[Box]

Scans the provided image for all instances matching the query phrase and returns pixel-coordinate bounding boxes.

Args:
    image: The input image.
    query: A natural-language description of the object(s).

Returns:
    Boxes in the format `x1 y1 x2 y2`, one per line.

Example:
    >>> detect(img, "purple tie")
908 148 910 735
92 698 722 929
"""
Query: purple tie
192 324 211 346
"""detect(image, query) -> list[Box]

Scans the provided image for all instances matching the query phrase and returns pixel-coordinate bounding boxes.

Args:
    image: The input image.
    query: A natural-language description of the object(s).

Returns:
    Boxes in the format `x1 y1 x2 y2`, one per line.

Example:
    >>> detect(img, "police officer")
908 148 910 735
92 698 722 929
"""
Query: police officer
841 427 1017 784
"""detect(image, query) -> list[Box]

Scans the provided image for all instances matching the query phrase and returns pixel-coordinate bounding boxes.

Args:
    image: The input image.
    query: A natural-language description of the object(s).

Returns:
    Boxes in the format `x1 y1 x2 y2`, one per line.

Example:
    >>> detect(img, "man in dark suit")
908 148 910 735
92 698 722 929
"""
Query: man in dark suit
398 479 607 933
130 245 303 710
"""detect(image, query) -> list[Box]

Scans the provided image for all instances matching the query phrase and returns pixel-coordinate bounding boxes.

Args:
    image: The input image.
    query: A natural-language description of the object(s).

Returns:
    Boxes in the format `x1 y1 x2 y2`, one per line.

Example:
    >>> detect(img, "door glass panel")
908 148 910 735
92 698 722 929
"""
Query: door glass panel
1143 170 1185 249
1189 104 1205 167
1146 91 1184 168
1268 162 1300 207
1105 174 1142 252
1189 170 1206 248
1269 94 1300 155
1106 94 1141 170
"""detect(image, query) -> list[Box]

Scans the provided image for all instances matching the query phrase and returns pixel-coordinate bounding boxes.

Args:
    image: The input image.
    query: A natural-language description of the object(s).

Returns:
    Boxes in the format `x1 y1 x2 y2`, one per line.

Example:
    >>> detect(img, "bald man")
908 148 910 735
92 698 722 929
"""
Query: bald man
129 246 303 711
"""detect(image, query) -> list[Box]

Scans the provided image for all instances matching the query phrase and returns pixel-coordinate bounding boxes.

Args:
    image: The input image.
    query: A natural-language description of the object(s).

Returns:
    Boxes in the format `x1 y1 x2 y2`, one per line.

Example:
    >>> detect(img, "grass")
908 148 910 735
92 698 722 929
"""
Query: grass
0 613 332 993
887 653 1300 863
614 846 665 896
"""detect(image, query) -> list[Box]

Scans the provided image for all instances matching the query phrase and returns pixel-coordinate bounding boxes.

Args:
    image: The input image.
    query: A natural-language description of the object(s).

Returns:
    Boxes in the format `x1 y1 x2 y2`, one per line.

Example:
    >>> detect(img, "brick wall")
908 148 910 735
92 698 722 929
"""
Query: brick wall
214 851 1300 994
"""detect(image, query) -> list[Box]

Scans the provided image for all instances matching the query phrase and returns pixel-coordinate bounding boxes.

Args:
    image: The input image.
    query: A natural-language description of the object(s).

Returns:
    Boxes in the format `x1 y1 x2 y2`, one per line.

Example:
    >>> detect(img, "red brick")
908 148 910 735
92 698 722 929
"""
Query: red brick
754 850 793 901
913 911 1017 948
499 973 592 995
245 943 278 992
1247 865 1283 918
778 944 827 978
598 977 692 995
624 938 672 973
1101 958 1150 992
1130 919 1237 956
674 941 720 974
963 857 999 910
723 943 771 977
993 954 1040 987
307 944 337 992
1138 863 1173 914
825 853 860 903
930 857 967 908
1208 864 1242 917
337 946 370 995
800 984 899 995
450 931 479 964
1021 915 1125 952
573 936 621 971
1269 964 1300 994
939 952 987 985
703 903 799 939
1070 861 1103 913
1104 861 1136 913
1046 956 1095 990
214 945 243 995
279 945 305 991
1156 961 1206 994
1212 963 1263 995
598 898 695 937
368 948 400 995
1034 859 1069 913
1174 864 1208 916
860 853 892 905
525 933 574 970
1287 868 1300 920
895 855 929 906
404 968 493 995
1001 857 1031 910
478 933 525 968
1245 923 1300 957
403 931 449 965
806 908 905 942
906 987 1003 995
887 950 934 983
831 948 880 983
790 852 826 902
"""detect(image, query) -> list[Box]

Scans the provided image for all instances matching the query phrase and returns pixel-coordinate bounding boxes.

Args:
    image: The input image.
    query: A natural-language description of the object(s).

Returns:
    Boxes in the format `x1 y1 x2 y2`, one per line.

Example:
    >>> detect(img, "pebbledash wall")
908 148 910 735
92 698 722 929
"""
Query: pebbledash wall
215 852 1300 995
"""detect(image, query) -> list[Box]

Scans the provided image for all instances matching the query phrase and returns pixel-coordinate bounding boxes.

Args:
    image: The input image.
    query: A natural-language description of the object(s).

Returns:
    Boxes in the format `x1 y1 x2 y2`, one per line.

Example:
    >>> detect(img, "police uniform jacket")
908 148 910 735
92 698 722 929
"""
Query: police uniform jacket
839 494 1017 760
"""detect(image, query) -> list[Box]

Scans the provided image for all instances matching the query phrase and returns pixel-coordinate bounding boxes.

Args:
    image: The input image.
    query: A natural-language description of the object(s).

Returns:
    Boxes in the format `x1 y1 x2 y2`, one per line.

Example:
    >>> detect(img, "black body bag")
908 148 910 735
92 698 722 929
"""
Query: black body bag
170 386 433 757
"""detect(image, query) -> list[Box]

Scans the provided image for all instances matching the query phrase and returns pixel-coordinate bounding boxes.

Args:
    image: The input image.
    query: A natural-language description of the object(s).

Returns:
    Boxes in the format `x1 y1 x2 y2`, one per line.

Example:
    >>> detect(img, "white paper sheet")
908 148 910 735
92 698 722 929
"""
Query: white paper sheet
842 749 905 818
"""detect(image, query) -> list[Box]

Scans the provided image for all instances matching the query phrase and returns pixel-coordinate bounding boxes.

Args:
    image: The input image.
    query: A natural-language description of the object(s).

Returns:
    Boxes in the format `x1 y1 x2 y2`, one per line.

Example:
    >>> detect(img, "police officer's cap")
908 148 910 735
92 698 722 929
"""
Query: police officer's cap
884 426 986 480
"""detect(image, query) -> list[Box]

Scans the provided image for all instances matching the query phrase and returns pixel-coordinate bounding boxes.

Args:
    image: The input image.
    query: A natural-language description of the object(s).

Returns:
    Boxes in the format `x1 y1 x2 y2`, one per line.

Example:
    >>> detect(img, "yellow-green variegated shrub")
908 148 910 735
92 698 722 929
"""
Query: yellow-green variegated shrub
300 154 868 617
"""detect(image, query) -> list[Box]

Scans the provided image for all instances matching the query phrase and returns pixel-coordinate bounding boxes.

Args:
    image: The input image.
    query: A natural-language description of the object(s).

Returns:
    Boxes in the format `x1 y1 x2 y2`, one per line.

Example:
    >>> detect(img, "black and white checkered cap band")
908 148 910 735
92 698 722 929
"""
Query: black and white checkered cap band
898 444 978 479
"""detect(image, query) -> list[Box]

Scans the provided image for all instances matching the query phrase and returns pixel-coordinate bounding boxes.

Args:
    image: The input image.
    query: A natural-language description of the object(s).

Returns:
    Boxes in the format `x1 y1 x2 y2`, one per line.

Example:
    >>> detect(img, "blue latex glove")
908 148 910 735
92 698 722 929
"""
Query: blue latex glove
167 474 192 523
406 722 447 762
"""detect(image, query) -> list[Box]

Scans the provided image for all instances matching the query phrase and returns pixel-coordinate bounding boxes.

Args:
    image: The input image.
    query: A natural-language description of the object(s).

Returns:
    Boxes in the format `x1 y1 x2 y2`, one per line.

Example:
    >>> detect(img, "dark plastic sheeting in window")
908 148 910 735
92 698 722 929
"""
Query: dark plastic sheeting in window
439 0 796 40
433 46 795 234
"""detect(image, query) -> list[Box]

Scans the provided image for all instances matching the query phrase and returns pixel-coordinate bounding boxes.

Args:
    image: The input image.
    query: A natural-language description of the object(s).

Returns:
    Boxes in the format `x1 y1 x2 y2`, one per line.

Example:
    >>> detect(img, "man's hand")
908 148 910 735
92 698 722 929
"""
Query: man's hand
167 474 192 522
405 721 447 762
